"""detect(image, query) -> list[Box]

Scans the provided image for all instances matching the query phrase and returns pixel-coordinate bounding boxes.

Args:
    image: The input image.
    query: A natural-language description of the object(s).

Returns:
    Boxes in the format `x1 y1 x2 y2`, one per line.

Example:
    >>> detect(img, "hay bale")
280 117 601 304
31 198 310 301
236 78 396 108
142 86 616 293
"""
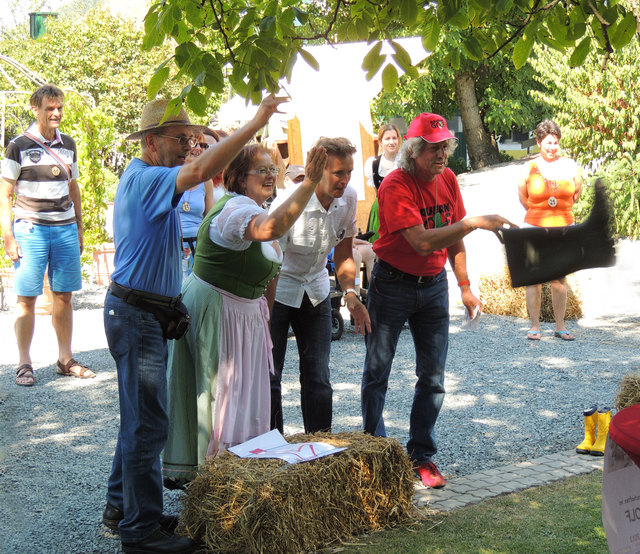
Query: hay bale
479 266 582 321
616 373 640 411
180 432 416 553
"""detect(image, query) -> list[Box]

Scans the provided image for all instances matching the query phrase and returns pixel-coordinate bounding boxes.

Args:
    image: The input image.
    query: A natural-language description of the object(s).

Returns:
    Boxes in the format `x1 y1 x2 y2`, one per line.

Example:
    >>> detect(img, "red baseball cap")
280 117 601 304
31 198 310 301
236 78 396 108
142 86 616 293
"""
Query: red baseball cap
609 404 640 469
405 113 456 143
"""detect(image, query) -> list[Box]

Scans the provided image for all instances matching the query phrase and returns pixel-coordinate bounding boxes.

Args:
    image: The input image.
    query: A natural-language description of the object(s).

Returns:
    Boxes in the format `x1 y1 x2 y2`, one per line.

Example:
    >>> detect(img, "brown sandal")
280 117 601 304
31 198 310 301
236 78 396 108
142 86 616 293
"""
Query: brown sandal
56 358 95 379
16 364 35 386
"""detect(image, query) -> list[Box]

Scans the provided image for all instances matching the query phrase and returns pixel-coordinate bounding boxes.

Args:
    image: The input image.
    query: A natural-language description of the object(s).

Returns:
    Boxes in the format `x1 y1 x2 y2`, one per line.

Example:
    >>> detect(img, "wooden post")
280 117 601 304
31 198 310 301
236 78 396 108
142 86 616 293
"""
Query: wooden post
287 116 303 165
358 123 376 233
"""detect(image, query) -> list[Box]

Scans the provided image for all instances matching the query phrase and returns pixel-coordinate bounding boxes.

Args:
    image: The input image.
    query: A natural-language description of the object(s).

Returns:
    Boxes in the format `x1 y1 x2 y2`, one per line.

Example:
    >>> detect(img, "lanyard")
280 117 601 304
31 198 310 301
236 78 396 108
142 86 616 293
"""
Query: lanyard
23 132 71 181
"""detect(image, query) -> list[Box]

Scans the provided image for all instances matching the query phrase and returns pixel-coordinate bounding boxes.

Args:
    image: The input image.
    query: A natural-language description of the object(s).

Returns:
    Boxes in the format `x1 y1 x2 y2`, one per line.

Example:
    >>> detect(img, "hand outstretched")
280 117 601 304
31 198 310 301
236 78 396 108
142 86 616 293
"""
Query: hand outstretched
304 146 328 185
469 215 517 231
253 93 289 128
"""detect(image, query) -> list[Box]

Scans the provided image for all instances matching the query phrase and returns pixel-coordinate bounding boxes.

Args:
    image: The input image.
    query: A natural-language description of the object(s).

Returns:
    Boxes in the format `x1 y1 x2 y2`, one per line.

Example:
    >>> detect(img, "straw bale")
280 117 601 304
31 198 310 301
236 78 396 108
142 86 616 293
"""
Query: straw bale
180 432 417 553
479 266 582 321
615 373 640 411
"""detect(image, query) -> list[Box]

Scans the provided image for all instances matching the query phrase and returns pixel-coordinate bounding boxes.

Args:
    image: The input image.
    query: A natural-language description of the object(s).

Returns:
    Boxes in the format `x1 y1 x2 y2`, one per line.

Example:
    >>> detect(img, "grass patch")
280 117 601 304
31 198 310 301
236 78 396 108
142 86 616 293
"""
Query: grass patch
333 471 607 553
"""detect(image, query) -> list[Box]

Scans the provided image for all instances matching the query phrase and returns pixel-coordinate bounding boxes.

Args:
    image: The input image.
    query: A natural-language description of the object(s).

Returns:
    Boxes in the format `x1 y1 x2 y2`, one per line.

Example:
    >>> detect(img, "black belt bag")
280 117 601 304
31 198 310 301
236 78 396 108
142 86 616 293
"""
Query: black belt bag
109 282 191 340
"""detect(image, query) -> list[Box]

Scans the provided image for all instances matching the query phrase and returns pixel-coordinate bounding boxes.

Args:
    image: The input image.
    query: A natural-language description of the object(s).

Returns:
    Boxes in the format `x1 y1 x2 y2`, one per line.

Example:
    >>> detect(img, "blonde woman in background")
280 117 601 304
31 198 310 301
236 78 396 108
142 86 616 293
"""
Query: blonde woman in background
364 123 403 244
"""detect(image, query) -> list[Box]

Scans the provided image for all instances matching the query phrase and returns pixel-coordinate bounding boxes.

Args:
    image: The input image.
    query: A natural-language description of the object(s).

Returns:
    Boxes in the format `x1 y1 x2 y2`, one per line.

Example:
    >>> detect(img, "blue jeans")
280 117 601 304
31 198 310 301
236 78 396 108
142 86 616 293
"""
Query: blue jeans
103 291 169 542
270 294 332 433
361 263 449 464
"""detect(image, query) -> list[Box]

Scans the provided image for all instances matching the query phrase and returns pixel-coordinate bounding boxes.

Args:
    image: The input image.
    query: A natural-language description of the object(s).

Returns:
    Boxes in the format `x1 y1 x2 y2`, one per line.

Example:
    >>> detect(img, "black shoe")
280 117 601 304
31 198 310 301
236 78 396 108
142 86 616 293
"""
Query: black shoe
163 477 190 491
121 527 196 554
102 502 179 533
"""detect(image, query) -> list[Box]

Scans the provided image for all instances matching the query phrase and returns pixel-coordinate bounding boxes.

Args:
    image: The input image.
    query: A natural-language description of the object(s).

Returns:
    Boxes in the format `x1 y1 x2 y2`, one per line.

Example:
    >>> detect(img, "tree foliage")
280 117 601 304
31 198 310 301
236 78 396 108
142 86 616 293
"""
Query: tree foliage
0 7 214 266
372 30 550 142
0 7 195 162
532 38 640 238
144 0 639 115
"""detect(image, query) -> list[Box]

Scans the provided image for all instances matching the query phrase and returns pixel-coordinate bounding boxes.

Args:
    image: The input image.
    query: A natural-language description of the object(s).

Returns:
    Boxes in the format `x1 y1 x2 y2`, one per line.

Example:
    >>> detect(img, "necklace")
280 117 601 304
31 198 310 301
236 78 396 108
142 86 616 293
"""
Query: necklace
544 172 559 208
537 158 560 207
182 189 194 212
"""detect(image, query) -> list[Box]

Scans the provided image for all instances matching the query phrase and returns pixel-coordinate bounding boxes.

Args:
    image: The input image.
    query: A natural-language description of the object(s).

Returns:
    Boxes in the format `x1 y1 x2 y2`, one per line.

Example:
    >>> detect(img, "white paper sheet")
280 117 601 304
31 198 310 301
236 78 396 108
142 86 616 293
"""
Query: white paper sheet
228 429 346 464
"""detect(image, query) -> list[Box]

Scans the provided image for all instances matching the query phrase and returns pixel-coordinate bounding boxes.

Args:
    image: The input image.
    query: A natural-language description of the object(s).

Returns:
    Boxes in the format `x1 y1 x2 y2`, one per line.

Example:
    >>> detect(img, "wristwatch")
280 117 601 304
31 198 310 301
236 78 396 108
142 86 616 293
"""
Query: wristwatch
343 288 358 298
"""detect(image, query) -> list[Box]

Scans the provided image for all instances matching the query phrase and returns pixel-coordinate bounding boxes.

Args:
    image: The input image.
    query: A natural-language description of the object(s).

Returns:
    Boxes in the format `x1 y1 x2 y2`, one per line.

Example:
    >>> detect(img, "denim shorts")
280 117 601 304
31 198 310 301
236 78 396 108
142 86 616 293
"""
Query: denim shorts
13 219 82 296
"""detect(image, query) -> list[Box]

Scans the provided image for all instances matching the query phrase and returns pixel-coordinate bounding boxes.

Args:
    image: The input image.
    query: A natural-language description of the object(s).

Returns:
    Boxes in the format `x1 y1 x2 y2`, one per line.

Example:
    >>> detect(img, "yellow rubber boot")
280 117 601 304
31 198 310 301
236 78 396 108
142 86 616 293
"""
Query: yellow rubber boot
576 405 598 454
590 407 611 456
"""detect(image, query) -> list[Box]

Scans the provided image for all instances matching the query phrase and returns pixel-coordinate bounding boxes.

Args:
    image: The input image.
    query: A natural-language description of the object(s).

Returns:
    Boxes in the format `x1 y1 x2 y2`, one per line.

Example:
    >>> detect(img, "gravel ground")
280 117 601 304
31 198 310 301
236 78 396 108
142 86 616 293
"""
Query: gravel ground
1 164 638 552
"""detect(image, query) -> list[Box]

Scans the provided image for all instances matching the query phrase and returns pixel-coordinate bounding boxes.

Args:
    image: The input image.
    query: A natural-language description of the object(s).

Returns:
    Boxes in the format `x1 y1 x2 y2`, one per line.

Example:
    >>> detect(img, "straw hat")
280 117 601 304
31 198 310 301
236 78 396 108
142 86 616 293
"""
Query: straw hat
126 99 206 141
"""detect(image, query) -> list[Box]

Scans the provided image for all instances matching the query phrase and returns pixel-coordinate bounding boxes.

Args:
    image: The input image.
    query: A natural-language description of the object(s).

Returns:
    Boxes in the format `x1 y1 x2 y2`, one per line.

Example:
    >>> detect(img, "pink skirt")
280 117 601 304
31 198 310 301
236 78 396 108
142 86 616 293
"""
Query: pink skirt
204 281 273 457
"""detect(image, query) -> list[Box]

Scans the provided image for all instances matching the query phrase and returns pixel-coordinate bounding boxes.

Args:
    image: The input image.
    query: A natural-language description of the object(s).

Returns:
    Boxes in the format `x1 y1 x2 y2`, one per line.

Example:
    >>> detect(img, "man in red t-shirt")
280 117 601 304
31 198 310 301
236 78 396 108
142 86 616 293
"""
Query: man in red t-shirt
361 113 513 488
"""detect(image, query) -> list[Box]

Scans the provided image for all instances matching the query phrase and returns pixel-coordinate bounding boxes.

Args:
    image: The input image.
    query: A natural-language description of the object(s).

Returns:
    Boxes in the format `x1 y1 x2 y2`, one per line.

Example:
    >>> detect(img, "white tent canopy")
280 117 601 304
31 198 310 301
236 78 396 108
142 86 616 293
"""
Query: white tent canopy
216 37 428 198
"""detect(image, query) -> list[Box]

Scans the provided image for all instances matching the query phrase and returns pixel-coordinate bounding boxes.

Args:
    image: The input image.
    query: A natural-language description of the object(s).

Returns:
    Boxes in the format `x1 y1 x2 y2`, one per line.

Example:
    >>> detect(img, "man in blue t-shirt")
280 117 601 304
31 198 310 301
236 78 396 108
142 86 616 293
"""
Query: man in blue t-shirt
103 95 286 554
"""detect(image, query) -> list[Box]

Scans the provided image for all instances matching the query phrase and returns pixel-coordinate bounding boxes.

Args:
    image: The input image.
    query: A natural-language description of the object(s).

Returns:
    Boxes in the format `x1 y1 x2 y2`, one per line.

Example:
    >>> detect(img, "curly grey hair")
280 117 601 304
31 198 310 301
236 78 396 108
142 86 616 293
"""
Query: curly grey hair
396 137 457 176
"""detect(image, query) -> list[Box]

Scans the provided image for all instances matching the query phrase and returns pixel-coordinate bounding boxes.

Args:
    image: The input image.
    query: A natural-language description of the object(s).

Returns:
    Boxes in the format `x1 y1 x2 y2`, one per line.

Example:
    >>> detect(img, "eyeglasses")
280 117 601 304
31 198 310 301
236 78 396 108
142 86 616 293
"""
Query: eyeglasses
248 167 281 176
156 134 197 148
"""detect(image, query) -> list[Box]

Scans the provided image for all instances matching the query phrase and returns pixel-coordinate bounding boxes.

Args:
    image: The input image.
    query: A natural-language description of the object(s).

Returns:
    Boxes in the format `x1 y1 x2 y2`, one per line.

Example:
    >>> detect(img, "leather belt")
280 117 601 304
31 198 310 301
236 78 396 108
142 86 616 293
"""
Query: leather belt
376 259 441 284
109 281 182 309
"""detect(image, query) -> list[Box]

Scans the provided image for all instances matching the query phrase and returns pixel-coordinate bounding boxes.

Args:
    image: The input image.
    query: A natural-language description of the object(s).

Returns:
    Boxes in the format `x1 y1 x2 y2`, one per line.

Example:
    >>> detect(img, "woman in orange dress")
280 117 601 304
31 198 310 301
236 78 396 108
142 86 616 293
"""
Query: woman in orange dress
518 120 582 341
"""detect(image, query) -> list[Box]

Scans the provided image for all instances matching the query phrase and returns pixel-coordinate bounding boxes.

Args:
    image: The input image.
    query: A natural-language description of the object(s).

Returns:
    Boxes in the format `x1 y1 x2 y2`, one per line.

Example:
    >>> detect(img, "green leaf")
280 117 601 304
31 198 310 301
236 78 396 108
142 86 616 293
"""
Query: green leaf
390 41 412 69
144 9 159 37
161 98 182 124
610 13 636 50
259 16 276 35
494 0 513 14
204 66 224 94
381 63 398 93
462 35 483 60
538 32 568 52
292 7 308 25
264 0 278 18
193 71 206 87
399 0 419 26
184 2 203 28
173 21 190 44
186 87 207 116
175 42 199 68
362 41 383 71
512 34 534 69
421 16 441 51
353 17 370 40
365 54 386 81
569 36 591 67
448 8 470 29
147 66 169 100
281 50 297 82
299 48 319 71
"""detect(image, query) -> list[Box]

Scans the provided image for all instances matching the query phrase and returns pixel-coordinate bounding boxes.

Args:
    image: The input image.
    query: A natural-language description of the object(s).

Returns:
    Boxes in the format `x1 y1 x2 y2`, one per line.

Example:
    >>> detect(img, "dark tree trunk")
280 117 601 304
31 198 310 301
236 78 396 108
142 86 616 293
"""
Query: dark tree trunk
454 71 500 170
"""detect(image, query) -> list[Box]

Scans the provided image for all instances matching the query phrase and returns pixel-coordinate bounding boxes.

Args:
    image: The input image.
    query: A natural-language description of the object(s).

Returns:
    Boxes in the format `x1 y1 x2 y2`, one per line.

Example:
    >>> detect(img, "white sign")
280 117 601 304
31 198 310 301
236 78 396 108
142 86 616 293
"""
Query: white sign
602 435 640 553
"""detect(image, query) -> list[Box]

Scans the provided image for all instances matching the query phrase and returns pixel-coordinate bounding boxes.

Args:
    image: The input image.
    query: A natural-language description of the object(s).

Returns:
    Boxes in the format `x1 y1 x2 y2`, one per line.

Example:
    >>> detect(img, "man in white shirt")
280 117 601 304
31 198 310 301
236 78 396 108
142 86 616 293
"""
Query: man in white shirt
269 137 370 434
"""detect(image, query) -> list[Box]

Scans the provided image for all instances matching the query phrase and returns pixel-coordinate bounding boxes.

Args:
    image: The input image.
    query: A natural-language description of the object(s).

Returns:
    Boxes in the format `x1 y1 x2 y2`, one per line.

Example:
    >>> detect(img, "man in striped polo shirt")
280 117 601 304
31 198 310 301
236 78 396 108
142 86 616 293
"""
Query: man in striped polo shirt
0 84 94 387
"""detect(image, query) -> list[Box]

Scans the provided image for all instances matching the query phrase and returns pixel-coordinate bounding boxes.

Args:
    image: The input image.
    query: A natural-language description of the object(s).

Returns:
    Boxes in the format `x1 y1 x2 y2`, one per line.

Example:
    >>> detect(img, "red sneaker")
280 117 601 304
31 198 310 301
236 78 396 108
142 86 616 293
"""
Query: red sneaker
414 462 446 488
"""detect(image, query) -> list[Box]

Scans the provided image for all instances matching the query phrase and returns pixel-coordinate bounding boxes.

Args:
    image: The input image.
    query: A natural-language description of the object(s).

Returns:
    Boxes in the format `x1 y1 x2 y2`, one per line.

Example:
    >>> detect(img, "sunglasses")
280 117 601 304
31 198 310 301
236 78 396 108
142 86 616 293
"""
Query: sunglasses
193 142 209 150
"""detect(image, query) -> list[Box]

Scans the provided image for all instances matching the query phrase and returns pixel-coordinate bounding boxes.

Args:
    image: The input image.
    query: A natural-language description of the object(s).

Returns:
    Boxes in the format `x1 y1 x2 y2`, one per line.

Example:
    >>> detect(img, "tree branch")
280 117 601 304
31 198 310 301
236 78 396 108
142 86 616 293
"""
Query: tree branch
486 0 566 60
208 0 235 62
587 0 611 27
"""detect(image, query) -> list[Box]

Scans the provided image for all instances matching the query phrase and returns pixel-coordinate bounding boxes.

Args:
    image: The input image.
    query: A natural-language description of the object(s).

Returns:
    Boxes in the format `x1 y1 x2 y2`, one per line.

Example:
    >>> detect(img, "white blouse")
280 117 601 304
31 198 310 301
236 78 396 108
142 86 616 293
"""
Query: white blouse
209 194 282 263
